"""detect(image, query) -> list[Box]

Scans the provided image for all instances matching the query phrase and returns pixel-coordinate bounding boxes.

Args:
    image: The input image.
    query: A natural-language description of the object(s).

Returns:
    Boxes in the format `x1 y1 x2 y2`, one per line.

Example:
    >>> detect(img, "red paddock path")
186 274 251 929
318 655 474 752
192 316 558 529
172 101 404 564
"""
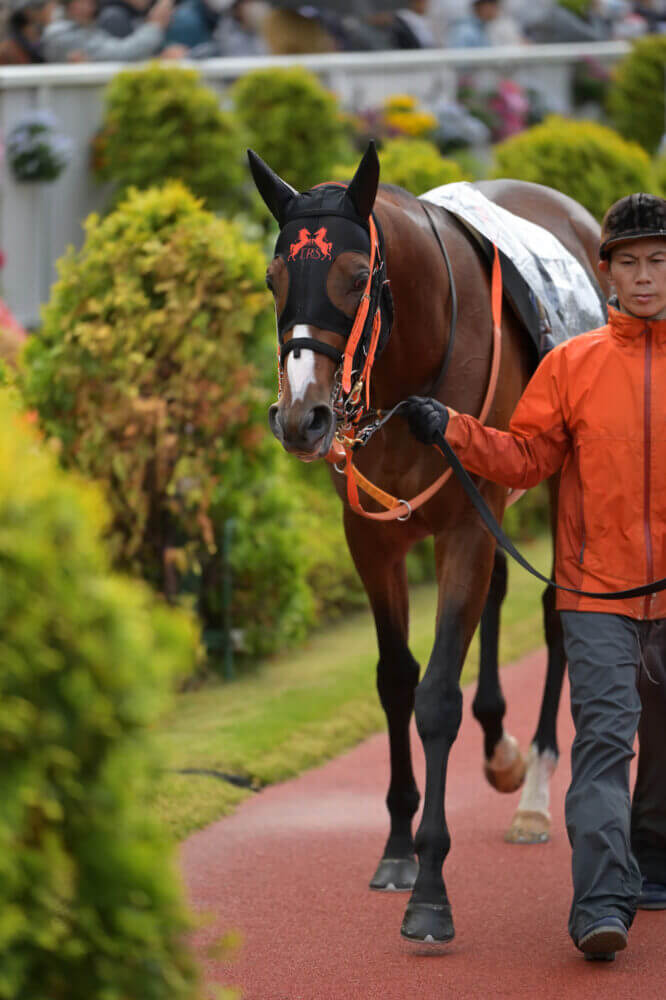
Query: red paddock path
181 650 666 1000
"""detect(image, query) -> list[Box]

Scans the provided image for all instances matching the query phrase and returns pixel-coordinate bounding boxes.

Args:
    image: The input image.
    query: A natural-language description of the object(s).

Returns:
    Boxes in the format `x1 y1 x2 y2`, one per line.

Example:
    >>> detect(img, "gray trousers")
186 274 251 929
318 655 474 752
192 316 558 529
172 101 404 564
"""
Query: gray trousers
561 611 666 942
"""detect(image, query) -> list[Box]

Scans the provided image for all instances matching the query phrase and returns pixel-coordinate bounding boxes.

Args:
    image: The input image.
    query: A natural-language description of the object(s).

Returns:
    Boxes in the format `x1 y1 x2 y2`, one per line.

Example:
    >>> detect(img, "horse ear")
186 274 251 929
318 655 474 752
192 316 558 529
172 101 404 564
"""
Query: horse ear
345 141 380 220
247 149 297 225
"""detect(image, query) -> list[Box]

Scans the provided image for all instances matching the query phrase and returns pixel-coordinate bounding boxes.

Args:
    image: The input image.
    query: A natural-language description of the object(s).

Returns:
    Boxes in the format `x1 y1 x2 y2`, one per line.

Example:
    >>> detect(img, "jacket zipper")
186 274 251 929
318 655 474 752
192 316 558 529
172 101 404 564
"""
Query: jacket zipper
643 324 654 619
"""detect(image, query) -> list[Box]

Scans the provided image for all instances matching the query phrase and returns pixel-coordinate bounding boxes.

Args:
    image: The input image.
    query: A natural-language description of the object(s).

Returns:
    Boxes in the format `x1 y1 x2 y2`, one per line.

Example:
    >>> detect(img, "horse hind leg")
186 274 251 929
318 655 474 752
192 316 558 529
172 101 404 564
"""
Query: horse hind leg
505 581 564 844
473 549 526 794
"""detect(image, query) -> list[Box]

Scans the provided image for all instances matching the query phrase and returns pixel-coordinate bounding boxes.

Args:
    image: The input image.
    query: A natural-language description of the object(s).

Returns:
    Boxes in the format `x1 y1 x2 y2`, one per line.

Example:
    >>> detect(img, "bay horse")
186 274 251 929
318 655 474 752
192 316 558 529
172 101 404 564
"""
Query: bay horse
250 143 609 945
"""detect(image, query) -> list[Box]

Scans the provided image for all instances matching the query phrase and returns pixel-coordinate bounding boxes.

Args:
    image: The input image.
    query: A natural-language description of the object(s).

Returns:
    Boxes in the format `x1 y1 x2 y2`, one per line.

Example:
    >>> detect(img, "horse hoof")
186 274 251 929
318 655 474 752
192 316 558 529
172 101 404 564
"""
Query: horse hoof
484 732 526 793
400 901 455 946
370 856 418 892
504 809 550 844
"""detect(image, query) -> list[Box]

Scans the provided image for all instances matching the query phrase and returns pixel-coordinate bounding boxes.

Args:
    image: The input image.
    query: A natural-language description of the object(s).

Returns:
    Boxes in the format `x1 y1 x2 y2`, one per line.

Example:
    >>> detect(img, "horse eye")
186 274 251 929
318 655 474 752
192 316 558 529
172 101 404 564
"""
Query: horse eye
353 274 369 291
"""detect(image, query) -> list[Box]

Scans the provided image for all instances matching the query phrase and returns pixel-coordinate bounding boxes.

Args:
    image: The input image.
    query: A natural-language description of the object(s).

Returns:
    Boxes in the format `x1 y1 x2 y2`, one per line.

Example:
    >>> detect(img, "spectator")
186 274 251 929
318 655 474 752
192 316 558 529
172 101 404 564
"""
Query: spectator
188 0 268 58
0 0 55 64
42 0 172 61
163 0 219 48
96 0 152 39
448 0 525 47
392 1 438 47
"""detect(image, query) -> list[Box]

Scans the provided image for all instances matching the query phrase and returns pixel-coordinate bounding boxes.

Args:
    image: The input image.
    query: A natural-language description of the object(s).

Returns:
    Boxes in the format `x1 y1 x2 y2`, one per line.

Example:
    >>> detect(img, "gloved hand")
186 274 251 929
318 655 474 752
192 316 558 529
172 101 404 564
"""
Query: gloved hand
402 396 449 446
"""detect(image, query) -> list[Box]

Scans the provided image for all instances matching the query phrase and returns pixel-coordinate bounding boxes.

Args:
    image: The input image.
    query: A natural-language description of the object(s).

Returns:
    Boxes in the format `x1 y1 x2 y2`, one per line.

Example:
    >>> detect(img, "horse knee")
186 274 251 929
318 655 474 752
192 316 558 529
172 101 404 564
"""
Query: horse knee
414 678 463 743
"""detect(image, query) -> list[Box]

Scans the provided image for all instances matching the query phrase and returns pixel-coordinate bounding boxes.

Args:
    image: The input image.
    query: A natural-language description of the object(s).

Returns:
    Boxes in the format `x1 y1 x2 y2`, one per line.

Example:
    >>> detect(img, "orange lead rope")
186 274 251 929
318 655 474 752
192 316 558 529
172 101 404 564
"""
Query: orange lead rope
332 244 504 522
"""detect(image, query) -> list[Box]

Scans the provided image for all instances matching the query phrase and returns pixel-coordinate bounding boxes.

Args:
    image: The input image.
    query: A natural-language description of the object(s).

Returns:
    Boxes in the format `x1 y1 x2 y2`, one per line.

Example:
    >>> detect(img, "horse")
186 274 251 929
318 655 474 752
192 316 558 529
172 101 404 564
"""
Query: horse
249 143 610 945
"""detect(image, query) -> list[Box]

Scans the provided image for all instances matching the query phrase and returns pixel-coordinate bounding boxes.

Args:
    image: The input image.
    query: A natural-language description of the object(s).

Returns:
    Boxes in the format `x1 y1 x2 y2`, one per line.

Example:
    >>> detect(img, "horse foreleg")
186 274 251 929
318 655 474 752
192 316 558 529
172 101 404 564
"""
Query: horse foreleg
344 512 420 891
473 549 526 793
506 581 565 844
401 530 494 945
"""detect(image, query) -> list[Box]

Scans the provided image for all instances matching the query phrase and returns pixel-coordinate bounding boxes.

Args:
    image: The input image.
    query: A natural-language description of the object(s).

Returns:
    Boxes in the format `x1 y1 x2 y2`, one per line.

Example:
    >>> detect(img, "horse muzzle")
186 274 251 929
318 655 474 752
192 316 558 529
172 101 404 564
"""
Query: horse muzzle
268 402 335 461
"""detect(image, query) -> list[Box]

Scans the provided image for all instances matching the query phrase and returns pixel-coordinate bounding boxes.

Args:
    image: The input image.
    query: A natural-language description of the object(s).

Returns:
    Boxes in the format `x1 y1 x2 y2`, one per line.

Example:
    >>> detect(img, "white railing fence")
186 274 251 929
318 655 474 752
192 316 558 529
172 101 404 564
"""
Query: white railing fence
0 42 629 327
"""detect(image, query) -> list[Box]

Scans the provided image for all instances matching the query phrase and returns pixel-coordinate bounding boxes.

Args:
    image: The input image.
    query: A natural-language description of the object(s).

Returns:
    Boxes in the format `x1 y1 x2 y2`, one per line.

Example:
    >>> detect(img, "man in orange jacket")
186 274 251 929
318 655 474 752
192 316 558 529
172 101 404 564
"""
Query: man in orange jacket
405 192 666 961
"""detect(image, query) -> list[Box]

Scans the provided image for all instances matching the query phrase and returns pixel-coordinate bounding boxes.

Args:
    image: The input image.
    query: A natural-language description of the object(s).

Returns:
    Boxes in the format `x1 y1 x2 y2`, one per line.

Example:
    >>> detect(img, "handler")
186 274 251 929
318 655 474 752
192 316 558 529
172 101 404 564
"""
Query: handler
404 192 666 961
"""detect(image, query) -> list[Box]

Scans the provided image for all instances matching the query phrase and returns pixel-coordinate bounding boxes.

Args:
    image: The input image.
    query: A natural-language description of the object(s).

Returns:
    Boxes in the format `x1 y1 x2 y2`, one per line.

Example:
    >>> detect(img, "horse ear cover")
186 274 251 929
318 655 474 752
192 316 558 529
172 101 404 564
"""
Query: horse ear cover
346 141 380 221
247 149 297 225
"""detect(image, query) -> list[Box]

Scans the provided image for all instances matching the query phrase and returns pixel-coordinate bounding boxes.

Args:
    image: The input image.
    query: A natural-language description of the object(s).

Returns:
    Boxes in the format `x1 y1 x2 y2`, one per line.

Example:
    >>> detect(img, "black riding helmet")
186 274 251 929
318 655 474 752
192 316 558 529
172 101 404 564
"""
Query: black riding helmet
599 193 666 260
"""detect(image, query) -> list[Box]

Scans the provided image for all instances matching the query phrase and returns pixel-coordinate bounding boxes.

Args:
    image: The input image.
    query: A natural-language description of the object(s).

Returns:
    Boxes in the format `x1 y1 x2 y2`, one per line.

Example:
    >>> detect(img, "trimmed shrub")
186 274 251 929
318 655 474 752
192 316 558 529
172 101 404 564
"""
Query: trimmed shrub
0 389 201 1000
655 155 666 197
91 63 246 211
378 137 466 194
21 182 312 661
231 66 354 192
608 35 666 155
491 116 655 221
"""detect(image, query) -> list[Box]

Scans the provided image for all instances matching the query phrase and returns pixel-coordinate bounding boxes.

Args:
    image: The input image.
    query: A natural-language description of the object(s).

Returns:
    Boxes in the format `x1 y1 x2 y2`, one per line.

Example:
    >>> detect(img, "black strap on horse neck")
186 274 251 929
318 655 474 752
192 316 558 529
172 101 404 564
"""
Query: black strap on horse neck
420 202 459 396
432 426 666 601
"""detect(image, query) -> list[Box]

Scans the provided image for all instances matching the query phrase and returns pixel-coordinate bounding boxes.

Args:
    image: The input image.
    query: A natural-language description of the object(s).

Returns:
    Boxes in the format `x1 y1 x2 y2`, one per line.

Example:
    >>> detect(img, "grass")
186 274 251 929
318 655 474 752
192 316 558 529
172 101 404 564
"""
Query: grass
152 534 553 839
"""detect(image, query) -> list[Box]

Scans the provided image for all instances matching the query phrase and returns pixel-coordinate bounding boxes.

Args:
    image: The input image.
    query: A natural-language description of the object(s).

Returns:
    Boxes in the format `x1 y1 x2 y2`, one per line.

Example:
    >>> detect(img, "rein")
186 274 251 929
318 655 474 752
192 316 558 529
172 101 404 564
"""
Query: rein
327 214 505 522
433 429 666 600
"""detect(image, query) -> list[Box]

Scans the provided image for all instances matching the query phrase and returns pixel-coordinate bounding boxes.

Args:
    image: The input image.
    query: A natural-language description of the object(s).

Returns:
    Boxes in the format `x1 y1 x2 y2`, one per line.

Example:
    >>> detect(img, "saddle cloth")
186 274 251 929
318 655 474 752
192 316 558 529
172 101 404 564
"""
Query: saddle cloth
420 182 607 359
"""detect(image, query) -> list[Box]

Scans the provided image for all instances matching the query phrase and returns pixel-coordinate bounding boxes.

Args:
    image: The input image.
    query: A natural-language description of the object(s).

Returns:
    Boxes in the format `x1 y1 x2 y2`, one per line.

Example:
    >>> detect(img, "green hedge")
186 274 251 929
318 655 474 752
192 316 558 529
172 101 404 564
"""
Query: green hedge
608 35 666 156
377 137 466 194
0 389 201 1000
231 66 354 193
21 182 313 661
492 115 655 221
92 63 246 211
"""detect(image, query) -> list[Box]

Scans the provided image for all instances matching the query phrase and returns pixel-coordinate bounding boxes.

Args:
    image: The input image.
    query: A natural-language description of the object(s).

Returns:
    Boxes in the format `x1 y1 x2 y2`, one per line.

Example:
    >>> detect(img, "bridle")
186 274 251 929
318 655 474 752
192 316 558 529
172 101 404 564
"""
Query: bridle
276 194 506 522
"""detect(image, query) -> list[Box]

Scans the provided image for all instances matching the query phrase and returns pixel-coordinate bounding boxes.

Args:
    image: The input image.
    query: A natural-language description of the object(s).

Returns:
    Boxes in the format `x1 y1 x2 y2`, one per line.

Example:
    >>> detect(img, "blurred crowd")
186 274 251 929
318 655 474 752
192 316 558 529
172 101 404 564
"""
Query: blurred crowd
0 0 665 65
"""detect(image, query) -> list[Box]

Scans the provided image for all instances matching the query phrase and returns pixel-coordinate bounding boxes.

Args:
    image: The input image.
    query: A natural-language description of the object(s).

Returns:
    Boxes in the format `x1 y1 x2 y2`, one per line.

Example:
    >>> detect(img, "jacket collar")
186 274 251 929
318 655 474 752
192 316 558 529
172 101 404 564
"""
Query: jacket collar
608 304 666 346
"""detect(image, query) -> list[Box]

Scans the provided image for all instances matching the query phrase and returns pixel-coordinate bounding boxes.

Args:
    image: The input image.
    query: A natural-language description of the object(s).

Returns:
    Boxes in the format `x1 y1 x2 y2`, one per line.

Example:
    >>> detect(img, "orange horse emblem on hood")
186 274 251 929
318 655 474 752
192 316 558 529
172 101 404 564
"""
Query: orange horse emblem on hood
288 227 334 261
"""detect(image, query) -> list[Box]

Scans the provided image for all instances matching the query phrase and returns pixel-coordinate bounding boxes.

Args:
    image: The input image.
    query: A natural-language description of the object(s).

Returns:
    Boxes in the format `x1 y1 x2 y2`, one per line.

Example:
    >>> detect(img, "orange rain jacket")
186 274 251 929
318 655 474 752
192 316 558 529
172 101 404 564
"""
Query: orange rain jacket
445 306 666 619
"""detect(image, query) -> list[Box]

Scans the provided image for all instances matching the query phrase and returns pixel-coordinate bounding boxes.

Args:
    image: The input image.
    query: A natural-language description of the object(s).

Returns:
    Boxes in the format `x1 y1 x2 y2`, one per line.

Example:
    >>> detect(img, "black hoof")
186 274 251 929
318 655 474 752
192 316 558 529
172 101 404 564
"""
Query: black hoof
369 857 418 892
400 900 455 945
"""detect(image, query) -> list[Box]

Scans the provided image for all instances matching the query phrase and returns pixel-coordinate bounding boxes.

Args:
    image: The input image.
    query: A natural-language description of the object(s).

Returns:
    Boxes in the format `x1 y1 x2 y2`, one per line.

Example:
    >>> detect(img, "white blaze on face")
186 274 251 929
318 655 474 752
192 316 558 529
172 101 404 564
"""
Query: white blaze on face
286 325 316 403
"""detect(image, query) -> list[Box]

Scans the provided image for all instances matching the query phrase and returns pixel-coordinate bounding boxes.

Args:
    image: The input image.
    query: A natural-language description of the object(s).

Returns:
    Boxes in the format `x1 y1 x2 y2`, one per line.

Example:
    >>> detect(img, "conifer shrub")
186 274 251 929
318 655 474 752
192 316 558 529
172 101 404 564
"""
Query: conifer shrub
230 66 355 192
608 35 666 155
21 182 312 660
92 63 246 210
0 389 201 1000
491 116 654 221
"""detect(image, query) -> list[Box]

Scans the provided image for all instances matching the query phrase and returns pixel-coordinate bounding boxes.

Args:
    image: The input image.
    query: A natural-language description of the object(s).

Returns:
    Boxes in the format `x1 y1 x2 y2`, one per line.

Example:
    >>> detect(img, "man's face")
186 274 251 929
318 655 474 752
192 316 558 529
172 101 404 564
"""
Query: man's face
475 0 499 21
66 0 97 25
600 237 666 320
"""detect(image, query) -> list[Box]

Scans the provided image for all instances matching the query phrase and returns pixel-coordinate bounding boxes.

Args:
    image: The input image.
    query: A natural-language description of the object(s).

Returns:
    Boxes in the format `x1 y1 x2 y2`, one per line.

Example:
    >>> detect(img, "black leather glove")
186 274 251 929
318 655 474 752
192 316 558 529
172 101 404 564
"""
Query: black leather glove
402 396 449 446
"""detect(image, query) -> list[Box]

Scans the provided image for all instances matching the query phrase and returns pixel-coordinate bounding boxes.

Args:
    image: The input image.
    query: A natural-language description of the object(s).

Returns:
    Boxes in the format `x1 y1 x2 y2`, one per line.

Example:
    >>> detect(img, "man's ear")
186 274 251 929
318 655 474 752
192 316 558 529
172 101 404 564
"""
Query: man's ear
598 259 609 276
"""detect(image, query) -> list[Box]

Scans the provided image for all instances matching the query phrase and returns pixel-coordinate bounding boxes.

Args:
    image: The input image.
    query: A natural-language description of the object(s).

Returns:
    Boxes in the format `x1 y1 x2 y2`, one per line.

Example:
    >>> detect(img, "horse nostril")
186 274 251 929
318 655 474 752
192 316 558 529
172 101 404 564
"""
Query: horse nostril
268 404 282 439
303 405 333 442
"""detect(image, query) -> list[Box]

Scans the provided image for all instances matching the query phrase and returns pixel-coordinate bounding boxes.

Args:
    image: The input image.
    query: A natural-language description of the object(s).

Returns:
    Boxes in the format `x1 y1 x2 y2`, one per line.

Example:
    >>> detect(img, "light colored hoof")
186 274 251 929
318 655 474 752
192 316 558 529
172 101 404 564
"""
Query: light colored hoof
504 809 551 844
484 733 526 793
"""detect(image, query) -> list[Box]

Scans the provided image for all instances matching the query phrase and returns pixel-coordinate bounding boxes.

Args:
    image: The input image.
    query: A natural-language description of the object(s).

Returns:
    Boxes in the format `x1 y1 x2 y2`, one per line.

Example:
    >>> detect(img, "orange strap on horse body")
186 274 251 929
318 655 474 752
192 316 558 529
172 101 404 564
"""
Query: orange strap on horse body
332 244 504 522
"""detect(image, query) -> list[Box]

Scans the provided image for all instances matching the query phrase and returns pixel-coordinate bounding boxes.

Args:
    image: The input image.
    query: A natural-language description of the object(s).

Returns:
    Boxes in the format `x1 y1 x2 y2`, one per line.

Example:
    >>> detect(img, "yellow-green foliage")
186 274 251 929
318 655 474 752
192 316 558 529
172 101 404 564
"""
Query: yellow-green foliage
382 94 439 139
655 155 666 197
231 66 354 192
492 116 655 221
21 183 313 659
608 35 666 155
0 389 201 1000
92 63 246 210
378 137 466 195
